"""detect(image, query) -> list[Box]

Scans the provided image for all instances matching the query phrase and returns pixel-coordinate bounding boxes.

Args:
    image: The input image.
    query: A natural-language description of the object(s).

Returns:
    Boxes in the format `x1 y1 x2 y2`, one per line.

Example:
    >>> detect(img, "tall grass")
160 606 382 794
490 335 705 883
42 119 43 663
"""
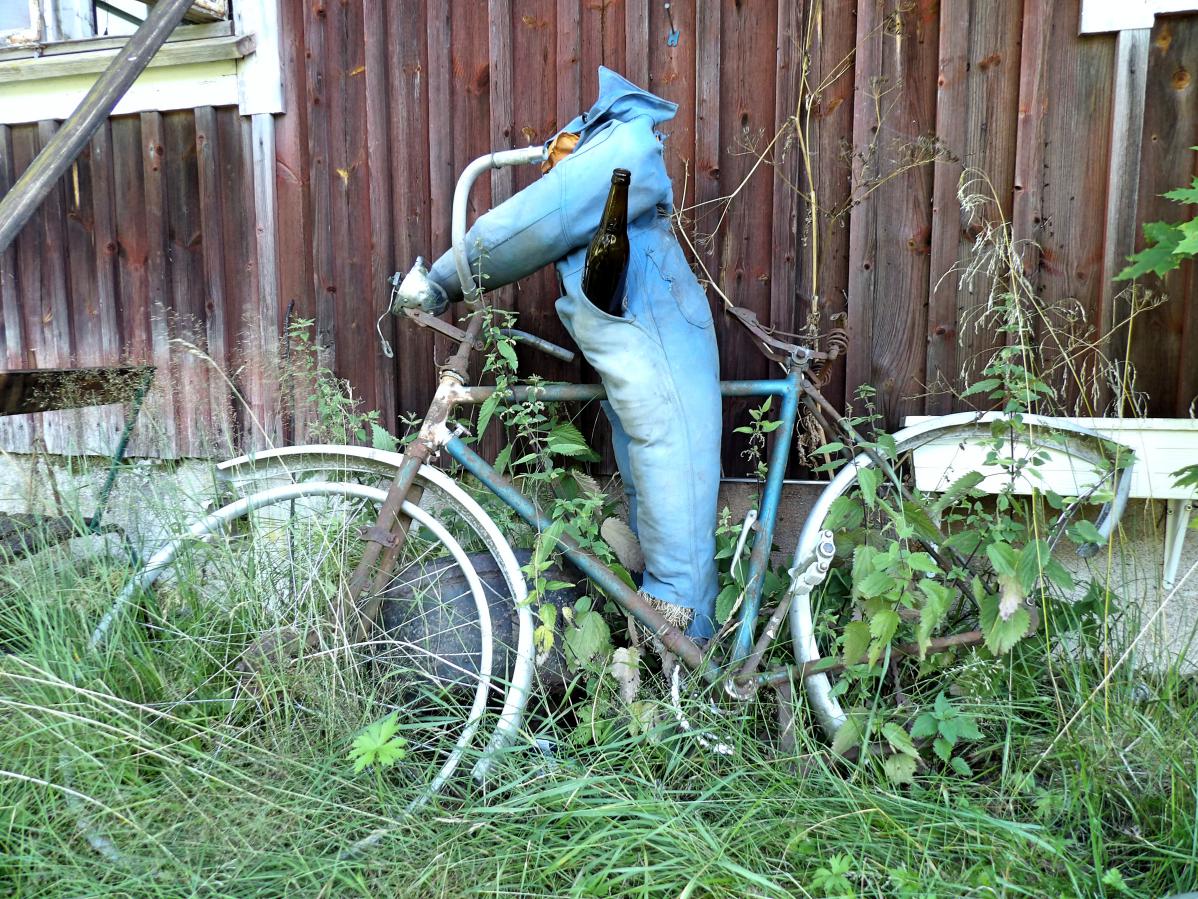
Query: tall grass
1 505 1196 898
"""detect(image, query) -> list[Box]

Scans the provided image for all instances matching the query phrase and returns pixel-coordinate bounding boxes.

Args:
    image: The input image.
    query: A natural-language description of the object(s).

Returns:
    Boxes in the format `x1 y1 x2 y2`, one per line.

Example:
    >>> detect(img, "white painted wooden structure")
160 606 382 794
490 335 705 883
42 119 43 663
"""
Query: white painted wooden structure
907 417 1198 591
1081 0 1198 33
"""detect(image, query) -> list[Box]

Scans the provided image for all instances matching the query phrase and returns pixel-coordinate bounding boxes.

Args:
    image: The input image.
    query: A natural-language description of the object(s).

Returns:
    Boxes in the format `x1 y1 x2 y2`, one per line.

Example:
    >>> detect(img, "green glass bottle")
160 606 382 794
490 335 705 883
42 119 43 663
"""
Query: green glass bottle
582 168 632 316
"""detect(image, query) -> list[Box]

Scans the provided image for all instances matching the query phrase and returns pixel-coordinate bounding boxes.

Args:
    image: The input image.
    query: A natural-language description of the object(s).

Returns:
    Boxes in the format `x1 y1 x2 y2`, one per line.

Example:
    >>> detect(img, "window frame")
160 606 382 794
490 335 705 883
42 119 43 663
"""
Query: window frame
0 0 281 124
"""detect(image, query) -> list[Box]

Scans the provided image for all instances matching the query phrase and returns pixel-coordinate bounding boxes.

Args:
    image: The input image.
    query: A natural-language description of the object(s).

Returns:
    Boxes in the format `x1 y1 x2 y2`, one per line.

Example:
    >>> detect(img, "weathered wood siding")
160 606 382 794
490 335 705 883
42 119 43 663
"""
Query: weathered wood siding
1 0 1196 462
0 109 259 457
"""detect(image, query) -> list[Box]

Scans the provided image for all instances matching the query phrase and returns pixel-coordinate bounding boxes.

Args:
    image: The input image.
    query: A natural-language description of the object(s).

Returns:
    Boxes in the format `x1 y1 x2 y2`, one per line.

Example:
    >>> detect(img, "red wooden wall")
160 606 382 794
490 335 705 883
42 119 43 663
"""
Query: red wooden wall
1 0 1195 463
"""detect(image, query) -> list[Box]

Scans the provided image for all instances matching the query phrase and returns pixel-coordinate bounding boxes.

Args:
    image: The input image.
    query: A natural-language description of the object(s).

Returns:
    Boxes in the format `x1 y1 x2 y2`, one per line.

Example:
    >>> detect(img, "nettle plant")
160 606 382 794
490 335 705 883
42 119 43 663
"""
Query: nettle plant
811 199 1124 783
1117 148 1198 499
471 307 636 674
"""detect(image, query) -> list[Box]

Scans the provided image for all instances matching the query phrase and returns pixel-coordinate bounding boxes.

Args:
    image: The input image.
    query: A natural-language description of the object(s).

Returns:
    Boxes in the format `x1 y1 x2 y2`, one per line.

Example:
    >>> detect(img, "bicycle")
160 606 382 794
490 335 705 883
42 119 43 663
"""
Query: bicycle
93 145 1135 809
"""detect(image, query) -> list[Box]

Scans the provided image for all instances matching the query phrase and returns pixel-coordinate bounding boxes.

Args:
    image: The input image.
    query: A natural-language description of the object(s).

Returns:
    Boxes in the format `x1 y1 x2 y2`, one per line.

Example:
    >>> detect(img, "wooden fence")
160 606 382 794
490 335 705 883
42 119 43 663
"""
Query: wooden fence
0 0 1195 464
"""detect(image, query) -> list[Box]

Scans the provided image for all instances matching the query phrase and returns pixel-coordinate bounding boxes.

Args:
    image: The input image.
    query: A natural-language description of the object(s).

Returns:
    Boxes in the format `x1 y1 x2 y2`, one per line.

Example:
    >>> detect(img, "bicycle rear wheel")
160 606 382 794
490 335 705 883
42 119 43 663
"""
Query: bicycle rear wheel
93 479 516 809
790 413 1134 739
211 445 537 779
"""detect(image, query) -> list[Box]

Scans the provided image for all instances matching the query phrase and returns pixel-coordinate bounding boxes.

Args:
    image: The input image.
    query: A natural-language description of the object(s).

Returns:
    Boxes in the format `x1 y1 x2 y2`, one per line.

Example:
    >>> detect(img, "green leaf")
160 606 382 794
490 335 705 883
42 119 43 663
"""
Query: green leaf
869 608 900 648
497 339 519 370
348 712 408 773
911 713 938 740
370 422 399 452
715 583 741 624
856 466 882 508
547 421 596 458
906 552 939 575
917 580 954 656
932 471 985 517
933 736 953 763
1017 540 1050 593
1117 220 1185 280
1175 216 1198 256
842 620 871 666
813 441 846 455
883 722 919 757
609 563 637 591
901 501 942 543
856 570 896 599
949 755 972 777
986 542 1019 577
476 392 501 442
1172 463 1198 490
883 752 917 785
1044 557 1074 591
960 378 1002 398
938 716 961 744
1068 519 1105 546
979 593 1032 655
957 716 983 741
823 495 864 533
852 545 878 586
831 714 864 757
563 603 611 670
1162 176 1198 204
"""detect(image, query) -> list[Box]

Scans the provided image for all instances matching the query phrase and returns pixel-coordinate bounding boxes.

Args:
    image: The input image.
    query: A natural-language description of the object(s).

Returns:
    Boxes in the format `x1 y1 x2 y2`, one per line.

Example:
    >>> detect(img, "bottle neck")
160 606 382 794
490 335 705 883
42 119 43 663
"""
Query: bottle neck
601 177 629 234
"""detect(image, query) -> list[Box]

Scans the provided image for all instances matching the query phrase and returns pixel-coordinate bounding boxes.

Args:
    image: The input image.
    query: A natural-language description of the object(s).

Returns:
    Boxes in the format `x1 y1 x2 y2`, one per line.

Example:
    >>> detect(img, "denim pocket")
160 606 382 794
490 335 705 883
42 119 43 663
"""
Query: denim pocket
646 250 714 329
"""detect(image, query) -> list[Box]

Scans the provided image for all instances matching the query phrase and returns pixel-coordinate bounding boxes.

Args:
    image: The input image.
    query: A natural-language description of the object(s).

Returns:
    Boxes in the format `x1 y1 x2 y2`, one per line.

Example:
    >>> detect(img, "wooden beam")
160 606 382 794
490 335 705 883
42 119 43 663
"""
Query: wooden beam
0 0 196 255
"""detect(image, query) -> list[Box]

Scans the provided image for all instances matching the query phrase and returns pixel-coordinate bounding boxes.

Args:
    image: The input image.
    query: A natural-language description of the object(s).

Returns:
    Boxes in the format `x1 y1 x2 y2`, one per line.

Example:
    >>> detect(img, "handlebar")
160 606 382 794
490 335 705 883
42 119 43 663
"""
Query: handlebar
393 145 580 366
451 146 548 301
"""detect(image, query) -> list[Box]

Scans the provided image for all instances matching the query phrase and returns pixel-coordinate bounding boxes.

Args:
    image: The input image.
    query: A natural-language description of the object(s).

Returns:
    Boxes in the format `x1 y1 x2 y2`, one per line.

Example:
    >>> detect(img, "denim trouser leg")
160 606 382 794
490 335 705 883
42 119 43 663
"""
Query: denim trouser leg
557 229 721 639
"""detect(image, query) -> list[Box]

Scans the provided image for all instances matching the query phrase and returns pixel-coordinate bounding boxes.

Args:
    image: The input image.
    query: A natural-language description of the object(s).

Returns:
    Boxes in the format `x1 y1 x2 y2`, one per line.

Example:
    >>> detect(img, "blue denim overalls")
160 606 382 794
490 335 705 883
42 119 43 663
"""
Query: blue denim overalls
427 68 721 637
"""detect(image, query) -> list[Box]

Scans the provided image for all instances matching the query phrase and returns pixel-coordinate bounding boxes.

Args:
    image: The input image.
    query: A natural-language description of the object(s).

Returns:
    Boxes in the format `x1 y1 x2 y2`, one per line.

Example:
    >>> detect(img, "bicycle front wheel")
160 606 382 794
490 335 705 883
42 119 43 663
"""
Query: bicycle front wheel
790 412 1134 739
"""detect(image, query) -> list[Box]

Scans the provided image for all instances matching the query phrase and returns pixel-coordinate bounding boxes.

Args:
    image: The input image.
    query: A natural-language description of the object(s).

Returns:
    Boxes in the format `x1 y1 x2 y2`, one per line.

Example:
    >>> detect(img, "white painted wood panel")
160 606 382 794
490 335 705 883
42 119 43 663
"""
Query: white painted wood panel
905 417 1198 500
0 60 238 123
1081 0 1198 34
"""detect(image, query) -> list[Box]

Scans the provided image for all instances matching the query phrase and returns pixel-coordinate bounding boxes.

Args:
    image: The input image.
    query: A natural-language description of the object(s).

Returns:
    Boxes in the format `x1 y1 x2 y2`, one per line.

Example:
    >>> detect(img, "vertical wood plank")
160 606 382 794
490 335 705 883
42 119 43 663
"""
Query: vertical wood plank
1097 27 1150 415
556 0 582 140
389 0 436 422
140 110 178 457
35 121 78 453
64 130 108 453
507 0 575 392
771 0 803 336
714 0 778 465
427 2 454 276
624 0 650 87
304 0 337 414
87 122 124 452
1128 15 1198 416
273 0 313 443
163 111 209 455
326 0 377 439
364 0 397 433
926 0 1025 414
195 106 234 454
0 124 32 452
11 128 45 450
250 114 282 449
846 0 940 427
1013 0 1117 415
648 0 696 207
800 0 858 412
